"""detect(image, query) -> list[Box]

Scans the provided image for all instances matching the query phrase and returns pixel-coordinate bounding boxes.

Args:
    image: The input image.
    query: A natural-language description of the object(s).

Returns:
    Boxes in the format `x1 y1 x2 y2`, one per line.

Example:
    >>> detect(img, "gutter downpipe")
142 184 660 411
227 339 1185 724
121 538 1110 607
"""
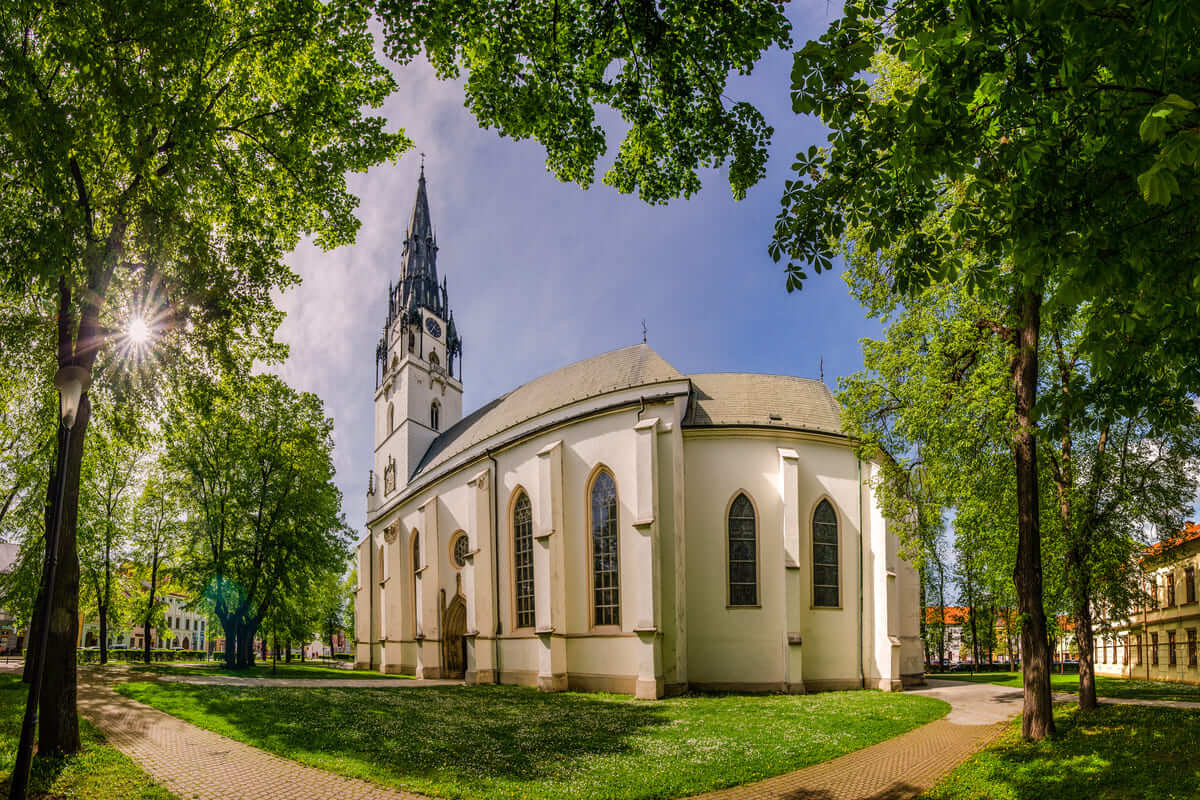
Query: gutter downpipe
857 457 865 689
488 449 502 683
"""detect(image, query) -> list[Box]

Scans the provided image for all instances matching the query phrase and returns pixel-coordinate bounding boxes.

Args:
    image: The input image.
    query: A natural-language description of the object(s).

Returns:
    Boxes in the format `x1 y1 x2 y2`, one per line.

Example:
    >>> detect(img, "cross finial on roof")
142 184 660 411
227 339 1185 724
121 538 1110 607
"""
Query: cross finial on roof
819 356 824 382
642 319 647 344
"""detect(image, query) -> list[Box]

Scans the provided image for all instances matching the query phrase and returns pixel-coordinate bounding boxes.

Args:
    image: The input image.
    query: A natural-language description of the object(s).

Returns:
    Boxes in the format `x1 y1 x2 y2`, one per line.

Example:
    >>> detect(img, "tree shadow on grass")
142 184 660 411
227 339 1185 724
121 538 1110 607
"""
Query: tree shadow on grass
136 683 673 783
928 704 1200 799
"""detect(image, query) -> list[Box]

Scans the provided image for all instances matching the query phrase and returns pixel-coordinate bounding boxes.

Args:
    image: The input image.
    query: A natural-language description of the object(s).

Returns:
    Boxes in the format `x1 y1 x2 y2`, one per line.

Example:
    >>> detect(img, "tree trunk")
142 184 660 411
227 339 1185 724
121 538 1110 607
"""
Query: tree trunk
98 601 108 665
145 554 160 665
1011 288 1054 740
1075 590 1098 711
39 399 89 756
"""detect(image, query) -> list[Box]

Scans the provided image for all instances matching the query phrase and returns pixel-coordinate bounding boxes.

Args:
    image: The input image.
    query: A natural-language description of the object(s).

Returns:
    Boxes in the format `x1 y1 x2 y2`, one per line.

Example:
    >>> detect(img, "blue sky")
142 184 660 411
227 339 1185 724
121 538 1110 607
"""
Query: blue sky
273 6 881 531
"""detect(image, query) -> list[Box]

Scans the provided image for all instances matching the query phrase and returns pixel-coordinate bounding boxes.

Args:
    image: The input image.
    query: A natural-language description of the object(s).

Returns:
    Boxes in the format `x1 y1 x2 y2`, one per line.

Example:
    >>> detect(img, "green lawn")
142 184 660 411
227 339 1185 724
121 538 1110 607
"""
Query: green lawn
123 662 411 680
117 681 949 800
0 674 174 799
922 703 1200 799
935 671 1200 703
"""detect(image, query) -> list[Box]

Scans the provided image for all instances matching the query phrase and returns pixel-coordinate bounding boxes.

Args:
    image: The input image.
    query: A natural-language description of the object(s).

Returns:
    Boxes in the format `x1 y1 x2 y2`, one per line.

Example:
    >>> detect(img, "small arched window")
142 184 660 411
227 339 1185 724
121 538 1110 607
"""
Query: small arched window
387 402 395 433
377 544 386 584
410 531 421 634
590 470 620 627
513 491 535 629
813 499 839 607
728 493 757 606
430 400 441 431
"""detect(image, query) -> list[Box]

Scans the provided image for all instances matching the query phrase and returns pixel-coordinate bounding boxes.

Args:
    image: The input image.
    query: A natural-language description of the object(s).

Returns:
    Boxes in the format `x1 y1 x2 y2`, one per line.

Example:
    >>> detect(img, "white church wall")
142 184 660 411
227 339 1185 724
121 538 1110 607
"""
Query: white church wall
683 431 866 691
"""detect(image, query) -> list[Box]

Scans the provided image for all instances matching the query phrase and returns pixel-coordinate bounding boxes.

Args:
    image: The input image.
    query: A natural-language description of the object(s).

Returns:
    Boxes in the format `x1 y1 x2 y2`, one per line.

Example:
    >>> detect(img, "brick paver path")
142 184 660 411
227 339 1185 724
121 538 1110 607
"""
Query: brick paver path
77 676 432 800
685 718 1005 800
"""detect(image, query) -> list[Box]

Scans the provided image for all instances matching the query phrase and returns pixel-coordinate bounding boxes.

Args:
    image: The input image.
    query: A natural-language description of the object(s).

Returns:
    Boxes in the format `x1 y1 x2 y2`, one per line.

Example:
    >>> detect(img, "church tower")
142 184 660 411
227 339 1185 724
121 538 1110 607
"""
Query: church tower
369 166 464 510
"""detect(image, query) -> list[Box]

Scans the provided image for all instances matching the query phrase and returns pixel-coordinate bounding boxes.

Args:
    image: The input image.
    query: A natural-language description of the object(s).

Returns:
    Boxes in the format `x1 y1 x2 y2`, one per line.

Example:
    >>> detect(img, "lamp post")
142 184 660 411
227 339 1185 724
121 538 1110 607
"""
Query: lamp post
9 365 90 800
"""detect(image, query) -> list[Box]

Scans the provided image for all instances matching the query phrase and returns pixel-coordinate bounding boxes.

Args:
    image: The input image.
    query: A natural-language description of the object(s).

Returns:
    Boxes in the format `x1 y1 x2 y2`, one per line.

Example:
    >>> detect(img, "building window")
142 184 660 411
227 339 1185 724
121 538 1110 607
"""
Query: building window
1168 572 1176 606
408 330 415 352
513 491 535 629
1152 632 1159 666
1151 578 1159 607
410 531 421 633
590 470 620 627
431 400 440 431
727 493 758 606
1169 631 1178 667
451 532 469 569
1190 629 1198 668
813 499 839 607
1135 634 1143 666
388 402 395 433
1122 638 1129 665
1187 567 1196 604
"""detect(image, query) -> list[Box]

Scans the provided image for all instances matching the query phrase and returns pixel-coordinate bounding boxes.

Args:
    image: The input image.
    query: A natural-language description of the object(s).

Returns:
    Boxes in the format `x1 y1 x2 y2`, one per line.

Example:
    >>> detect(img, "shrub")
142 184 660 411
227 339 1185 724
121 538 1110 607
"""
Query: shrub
333 653 353 661
76 648 208 664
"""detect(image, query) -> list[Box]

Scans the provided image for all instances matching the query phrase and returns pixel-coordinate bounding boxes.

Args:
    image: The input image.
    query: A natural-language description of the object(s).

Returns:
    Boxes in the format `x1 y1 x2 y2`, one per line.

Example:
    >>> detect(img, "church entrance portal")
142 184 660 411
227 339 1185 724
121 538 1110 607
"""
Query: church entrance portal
442 593 467 678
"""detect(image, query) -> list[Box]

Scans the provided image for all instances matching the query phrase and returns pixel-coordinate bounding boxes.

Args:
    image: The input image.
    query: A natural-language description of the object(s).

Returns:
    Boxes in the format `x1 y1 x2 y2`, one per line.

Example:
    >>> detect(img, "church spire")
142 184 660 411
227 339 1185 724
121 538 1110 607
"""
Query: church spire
396 164 440 315
377 162 463 388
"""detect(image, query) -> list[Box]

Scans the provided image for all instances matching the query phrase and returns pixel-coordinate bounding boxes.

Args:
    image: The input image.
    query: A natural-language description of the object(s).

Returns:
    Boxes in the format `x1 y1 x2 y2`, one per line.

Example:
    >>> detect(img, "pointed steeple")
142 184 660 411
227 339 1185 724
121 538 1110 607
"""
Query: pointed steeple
377 162 464 388
396 164 442 318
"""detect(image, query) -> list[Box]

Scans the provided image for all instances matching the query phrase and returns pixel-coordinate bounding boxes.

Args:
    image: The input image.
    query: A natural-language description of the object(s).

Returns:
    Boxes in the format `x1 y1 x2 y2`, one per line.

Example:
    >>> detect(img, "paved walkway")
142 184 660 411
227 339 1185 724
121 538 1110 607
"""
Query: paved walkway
1051 691 1200 710
685 680 1015 800
151 674 463 688
77 675 430 800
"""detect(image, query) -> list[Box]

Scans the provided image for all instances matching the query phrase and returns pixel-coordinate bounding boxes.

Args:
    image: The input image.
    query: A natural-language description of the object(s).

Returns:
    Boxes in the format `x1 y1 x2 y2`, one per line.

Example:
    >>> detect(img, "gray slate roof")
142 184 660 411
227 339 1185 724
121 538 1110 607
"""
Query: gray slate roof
412 344 685 479
683 373 843 436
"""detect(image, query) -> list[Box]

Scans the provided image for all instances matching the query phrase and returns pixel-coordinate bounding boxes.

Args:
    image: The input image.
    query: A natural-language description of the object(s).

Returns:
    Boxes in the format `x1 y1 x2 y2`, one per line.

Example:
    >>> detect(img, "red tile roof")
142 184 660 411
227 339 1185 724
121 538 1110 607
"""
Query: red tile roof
1143 521 1200 560
925 606 969 625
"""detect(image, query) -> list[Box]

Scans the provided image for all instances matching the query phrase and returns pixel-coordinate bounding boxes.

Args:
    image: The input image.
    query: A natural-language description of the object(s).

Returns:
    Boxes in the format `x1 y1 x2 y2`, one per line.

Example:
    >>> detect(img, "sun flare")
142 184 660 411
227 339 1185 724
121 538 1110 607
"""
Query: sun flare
128 317 151 344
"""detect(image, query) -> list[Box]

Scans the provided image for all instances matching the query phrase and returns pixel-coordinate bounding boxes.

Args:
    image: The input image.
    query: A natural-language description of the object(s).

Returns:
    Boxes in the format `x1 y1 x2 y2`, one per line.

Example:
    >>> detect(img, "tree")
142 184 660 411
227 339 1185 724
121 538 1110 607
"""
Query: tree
0 0 404 754
166 374 348 669
131 459 185 664
77 403 143 664
773 5 1200 738
377 0 792 203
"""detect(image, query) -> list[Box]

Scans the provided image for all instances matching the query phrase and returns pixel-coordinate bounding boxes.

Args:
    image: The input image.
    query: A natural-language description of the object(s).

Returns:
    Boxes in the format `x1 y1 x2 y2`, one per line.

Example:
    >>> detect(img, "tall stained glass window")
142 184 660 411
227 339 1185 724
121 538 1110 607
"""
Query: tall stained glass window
591 471 620 627
813 500 839 607
728 494 757 606
513 492 535 628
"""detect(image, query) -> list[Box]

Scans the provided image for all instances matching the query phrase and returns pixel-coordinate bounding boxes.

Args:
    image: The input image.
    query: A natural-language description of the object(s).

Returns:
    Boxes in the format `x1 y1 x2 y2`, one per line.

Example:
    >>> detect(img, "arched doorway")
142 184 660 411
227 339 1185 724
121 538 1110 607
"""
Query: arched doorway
183 637 190 650
442 593 467 678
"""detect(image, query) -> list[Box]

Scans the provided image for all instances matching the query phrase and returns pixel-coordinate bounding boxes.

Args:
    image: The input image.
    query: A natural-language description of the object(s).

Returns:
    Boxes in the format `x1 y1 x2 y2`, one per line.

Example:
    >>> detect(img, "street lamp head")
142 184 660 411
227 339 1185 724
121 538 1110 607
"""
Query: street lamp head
53 365 92 429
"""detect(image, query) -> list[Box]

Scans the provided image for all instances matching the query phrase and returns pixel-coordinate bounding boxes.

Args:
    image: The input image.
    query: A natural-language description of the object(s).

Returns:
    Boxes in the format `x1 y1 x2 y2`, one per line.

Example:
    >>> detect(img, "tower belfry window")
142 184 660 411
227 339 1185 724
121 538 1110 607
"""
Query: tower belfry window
431 400 441 431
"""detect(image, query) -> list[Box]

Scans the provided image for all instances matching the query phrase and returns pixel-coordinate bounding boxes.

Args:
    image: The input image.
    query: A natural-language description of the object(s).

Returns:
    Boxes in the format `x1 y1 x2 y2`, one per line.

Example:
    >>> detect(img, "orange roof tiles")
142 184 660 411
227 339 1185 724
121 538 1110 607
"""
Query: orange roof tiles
1143 521 1200 560
924 606 969 625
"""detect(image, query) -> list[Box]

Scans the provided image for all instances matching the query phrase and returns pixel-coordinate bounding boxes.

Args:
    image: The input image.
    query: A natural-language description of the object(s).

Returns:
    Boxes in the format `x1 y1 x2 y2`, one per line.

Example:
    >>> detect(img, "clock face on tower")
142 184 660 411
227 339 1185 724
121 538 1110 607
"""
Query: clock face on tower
425 317 442 339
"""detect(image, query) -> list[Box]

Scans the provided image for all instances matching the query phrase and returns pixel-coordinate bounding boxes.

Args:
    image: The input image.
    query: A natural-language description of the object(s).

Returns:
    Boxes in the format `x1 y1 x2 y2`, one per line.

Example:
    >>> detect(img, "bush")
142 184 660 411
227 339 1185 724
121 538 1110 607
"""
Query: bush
333 653 353 661
76 648 208 664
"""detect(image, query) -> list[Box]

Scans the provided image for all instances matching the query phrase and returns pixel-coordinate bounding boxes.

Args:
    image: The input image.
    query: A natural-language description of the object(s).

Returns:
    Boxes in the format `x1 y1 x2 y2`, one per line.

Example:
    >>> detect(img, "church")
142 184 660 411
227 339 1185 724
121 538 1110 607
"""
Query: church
354 169 924 698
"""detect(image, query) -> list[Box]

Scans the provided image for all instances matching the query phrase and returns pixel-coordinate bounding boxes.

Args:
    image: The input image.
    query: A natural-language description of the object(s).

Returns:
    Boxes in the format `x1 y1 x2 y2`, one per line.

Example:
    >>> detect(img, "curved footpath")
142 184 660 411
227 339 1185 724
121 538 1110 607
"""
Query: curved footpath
64 670 1023 800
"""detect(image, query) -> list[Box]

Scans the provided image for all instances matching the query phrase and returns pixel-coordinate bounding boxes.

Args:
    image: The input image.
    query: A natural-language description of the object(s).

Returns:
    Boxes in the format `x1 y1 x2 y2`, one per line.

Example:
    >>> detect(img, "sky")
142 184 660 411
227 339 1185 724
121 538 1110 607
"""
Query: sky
272 6 882 534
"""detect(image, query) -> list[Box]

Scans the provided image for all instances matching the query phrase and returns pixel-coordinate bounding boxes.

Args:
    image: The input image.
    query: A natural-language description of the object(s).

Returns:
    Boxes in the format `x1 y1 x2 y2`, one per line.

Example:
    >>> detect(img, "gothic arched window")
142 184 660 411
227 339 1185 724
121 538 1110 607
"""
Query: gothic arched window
813 499 840 607
410 531 421 633
387 402 395 433
512 491 535 629
590 469 620 627
728 493 758 606
430 400 441 431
